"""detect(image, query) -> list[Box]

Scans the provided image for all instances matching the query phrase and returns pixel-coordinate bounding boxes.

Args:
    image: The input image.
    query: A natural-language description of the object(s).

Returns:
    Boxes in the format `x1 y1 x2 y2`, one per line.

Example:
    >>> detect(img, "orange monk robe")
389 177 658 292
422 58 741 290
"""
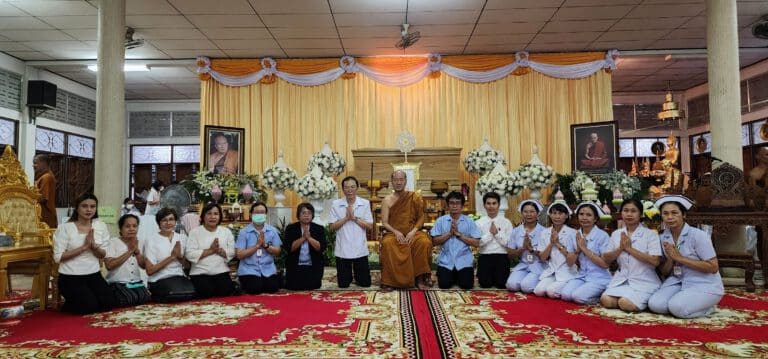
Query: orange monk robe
380 191 432 288
580 139 609 168
35 170 57 228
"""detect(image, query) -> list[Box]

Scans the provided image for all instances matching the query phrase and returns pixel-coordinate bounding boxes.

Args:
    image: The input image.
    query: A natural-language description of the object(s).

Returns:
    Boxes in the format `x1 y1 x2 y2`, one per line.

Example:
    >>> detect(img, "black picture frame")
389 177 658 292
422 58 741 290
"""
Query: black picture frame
204 125 244 175
570 121 618 175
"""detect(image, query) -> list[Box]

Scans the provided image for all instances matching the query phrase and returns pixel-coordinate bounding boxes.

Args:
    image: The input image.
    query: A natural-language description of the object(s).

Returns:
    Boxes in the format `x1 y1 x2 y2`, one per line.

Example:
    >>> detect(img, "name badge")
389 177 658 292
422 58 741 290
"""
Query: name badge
673 265 682 277
256 248 263 257
525 253 535 264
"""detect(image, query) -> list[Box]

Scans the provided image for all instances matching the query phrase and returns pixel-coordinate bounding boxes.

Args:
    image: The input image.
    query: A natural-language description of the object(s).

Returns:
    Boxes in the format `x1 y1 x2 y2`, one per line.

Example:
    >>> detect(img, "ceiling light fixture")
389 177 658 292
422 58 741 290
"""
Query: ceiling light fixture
657 82 685 122
87 64 150 72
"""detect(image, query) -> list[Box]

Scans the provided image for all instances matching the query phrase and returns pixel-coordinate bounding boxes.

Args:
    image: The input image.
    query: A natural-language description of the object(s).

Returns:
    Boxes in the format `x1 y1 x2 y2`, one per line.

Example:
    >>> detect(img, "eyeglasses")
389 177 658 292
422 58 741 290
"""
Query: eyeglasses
160 217 176 223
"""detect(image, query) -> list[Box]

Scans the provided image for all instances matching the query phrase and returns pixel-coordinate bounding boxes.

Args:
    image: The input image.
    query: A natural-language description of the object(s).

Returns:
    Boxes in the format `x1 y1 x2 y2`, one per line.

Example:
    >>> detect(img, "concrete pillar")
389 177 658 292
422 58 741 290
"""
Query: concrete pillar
95 0 126 232
706 0 742 169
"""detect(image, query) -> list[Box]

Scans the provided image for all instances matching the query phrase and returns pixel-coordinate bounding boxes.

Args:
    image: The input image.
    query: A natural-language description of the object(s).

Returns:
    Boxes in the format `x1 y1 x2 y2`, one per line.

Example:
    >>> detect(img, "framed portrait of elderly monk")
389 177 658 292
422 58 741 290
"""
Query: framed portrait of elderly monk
570 121 618 175
204 125 244 175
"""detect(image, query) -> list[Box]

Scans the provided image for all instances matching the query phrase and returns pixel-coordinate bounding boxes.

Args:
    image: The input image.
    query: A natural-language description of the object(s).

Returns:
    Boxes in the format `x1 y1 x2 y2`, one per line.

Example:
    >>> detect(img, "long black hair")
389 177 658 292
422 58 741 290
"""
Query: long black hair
68 192 99 222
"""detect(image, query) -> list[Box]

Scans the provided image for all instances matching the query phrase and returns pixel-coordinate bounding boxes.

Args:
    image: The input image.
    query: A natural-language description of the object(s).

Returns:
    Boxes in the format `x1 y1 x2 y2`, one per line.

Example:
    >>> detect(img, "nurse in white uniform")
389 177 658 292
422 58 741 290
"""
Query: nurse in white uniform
648 195 723 318
601 198 662 312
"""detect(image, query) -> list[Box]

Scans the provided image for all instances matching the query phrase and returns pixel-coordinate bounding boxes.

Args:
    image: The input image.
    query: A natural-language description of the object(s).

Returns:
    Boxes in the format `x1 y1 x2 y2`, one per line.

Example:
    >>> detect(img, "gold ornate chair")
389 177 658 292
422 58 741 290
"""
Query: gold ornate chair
0 145 56 309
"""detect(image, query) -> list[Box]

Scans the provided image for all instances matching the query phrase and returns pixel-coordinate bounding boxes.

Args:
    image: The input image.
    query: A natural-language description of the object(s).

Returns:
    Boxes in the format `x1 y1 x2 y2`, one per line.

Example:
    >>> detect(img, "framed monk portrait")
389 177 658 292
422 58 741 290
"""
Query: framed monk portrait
571 121 618 175
204 125 244 175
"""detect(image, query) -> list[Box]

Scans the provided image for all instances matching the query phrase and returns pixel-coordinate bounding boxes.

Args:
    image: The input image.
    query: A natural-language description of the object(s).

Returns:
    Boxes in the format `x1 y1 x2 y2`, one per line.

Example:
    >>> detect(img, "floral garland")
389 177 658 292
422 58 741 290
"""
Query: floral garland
262 165 298 190
517 163 554 190
570 171 596 200
463 148 506 174
307 151 346 177
598 170 641 197
294 171 337 200
185 170 266 204
642 200 661 222
476 170 522 196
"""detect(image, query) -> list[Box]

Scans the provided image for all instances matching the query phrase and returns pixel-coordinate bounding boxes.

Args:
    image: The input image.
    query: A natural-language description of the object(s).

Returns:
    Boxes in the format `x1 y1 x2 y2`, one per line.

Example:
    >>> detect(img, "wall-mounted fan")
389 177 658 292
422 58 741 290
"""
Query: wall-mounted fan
396 23 420 49
125 27 145 50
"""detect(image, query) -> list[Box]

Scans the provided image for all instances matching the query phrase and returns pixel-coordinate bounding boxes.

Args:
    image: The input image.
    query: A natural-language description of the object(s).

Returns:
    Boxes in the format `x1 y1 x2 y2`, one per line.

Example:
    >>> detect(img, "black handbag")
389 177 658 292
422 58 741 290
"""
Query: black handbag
149 276 196 303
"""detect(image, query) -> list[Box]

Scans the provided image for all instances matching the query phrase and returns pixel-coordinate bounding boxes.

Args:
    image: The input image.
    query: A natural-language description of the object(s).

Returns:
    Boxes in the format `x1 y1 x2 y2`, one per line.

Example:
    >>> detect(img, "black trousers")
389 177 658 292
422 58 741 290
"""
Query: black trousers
286 265 323 290
477 253 511 289
110 282 151 307
58 272 115 314
336 256 371 288
437 266 475 290
190 272 236 299
239 274 280 294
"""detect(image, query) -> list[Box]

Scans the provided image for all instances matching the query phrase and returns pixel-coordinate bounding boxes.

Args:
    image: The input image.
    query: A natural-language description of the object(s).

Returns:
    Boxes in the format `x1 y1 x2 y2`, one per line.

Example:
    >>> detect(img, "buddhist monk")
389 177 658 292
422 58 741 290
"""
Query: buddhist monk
379 170 433 290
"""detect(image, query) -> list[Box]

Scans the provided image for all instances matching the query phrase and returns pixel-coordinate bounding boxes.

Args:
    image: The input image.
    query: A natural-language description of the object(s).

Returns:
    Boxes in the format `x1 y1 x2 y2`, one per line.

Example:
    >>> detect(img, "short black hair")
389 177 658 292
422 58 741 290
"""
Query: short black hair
199 202 223 226
341 176 359 188
619 198 643 213
155 207 178 225
482 192 501 204
548 203 570 215
118 214 140 232
250 201 268 214
296 202 315 219
445 191 465 205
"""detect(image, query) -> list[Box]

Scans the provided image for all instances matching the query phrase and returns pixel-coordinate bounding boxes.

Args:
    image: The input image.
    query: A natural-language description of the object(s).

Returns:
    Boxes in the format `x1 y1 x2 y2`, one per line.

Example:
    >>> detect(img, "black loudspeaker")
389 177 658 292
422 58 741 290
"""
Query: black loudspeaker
27 80 57 109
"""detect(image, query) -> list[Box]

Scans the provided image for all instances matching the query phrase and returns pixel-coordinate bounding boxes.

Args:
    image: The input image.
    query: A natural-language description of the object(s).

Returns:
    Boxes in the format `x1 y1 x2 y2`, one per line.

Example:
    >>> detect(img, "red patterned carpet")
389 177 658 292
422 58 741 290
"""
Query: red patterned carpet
1 288 767 358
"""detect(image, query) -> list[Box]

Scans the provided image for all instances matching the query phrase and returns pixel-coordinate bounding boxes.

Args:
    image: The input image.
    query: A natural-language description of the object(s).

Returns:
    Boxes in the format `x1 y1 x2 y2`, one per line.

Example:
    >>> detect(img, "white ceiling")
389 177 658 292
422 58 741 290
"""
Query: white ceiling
1 0 767 100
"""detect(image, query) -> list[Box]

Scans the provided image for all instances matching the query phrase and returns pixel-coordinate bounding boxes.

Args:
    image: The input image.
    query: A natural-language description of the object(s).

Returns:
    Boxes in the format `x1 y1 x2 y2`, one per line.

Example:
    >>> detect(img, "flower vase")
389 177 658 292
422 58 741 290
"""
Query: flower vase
498 193 509 217
273 189 286 207
529 188 542 200
309 198 326 225
474 190 487 216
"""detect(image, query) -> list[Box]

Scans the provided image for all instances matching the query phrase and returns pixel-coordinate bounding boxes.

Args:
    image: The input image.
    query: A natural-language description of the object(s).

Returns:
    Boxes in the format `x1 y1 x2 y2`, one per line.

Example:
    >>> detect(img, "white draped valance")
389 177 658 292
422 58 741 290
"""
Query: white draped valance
197 49 619 88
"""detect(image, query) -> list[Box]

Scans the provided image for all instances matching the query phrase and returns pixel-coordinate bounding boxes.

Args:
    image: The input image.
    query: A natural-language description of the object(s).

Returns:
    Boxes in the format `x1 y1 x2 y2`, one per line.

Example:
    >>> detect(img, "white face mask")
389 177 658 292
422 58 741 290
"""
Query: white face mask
126 204 134 210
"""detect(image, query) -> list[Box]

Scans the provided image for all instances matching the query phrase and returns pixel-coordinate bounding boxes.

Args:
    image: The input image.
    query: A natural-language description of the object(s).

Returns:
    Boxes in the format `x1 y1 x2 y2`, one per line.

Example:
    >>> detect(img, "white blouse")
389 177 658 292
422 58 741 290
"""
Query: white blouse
104 237 142 284
53 220 110 275
186 225 235 276
143 231 187 283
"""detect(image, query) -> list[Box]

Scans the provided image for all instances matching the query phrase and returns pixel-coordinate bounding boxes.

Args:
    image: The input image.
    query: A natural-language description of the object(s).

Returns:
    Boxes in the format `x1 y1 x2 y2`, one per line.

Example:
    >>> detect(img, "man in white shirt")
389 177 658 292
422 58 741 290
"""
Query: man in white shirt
475 192 514 289
329 176 373 287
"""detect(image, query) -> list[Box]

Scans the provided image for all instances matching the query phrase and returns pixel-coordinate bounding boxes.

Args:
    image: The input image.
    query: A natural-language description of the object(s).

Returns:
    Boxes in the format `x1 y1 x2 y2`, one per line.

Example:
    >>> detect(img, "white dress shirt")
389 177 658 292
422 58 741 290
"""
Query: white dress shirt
104 237 143 284
143 231 187 282
329 197 373 259
186 225 235 276
476 215 514 255
53 220 110 275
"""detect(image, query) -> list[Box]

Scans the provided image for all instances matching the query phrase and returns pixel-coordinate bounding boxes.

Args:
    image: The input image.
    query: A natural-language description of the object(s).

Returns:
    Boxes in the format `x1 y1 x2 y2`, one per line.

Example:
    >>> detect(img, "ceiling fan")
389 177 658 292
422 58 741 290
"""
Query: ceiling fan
396 23 421 50
395 0 420 49
124 27 145 50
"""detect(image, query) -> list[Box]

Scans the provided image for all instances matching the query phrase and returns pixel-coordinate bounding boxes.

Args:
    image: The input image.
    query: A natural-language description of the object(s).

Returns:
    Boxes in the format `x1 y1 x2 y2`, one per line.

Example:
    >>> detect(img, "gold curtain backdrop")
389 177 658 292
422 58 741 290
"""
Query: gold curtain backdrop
200 53 613 217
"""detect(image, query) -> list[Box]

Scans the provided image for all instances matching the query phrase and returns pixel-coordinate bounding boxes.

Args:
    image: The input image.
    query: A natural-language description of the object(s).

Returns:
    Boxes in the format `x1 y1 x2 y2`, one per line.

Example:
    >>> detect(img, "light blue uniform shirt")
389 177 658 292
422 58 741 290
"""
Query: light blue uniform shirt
298 228 312 266
507 223 546 274
235 224 282 277
430 214 482 270
536 225 578 281
659 223 724 295
575 227 612 282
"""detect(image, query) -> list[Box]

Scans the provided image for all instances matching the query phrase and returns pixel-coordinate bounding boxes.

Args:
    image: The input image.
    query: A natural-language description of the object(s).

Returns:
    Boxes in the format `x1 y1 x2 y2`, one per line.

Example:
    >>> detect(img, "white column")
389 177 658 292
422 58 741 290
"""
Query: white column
706 0 742 169
95 0 126 231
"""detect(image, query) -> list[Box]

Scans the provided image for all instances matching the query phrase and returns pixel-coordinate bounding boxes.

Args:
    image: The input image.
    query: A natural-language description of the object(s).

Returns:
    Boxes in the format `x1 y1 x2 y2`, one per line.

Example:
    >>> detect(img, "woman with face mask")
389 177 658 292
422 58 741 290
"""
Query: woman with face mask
120 197 141 217
647 195 723 318
235 202 283 294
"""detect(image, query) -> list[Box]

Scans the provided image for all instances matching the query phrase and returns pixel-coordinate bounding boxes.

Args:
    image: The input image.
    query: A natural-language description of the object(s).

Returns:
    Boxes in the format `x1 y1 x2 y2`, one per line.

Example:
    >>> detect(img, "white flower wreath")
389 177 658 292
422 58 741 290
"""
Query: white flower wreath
307 151 346 177
476 170 522 196
463 148 506 174
517 163 555 190
295 170 337 200
598 170 641 197
261 165 298 190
